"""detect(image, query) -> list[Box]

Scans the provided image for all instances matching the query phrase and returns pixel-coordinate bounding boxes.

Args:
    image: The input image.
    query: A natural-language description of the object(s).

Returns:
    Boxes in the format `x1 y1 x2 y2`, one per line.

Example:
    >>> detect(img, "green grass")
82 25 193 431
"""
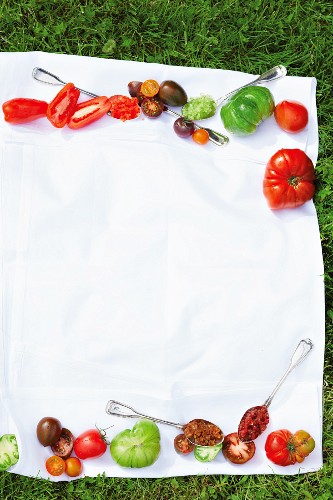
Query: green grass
1 0 333 498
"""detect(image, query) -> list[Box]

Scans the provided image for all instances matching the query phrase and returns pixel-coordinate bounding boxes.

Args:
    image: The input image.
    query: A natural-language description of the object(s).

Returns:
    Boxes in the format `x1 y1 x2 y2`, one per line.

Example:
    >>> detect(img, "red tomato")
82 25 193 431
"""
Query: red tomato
2 98 48 124
192 129 209 145
67 96 111 129
222 432 256 464
47 83 80 128
45 455 66 476
65 457 83 477
274 100 308 133
174 433 195 455
265 429 315 466
263 148 315 210
73 428 107 460
109 95 141 121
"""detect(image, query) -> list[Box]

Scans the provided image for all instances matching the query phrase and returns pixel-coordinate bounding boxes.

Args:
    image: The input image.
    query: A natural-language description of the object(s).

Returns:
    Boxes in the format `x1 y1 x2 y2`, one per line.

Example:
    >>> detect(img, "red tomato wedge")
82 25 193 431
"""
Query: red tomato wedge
47 83 80 128
2 98 48 123
109 95 141 121
263 148 315 210
67 96 111 129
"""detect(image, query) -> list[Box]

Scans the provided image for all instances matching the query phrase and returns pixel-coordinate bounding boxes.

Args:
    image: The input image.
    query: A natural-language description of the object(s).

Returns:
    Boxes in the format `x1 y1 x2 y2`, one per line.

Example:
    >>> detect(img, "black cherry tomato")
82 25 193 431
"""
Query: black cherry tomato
141 97 164 118
173 117 195 138
174 433 195 455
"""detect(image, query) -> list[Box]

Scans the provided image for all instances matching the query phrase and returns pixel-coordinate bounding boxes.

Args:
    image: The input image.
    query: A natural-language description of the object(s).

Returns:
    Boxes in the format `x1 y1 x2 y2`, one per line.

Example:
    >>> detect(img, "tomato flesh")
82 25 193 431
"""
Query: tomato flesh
141 97 164 118
109 95 141 121
222 432 256 464
47 82 80 128
141 79 160 97
67 96 111 129
45 455 66 476
174 433 195 455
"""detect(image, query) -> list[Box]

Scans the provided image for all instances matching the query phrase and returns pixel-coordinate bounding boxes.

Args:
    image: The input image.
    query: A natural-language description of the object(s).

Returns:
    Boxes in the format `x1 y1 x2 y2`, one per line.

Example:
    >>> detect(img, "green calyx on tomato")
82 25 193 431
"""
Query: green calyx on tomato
265 429 315 466
73 426 108 460
220 85 274 135
110 419 161 468
263 148 315 210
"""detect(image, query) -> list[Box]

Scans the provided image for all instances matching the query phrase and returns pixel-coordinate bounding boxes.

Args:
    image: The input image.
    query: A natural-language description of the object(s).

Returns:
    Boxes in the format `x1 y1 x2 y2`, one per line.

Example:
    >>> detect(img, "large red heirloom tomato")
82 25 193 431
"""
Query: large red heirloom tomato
265 429 315 466
263 148 315 210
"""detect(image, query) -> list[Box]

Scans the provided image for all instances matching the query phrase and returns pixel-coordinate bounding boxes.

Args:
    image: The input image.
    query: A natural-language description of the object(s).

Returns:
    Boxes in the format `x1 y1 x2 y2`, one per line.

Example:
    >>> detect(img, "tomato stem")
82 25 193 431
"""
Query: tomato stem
288 176 299 187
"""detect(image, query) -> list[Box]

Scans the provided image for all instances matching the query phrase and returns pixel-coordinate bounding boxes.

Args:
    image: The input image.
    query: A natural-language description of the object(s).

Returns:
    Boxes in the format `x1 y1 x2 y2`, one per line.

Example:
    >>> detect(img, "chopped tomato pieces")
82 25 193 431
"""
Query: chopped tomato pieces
109 95 141 121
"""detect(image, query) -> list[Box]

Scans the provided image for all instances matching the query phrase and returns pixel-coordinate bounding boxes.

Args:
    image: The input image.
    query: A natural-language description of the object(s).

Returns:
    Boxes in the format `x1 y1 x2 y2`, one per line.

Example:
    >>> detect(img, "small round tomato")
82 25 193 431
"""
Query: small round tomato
265 429 315 466
192 128 209 145
36 417 62 447
141 79 160 97
274 100 308 133
45 455 66 476
174 433 195 455
65 457 83 477
51 428 74 460
222 432 256 464
128 81 143 98
173 117 195 138
141 97 164 118
73 428 108 460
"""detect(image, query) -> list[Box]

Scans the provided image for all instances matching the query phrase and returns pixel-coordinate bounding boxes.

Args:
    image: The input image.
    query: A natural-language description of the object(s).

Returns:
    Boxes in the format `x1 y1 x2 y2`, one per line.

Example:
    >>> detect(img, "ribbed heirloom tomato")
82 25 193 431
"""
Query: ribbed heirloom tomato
265 429 315 466
263 148 315 210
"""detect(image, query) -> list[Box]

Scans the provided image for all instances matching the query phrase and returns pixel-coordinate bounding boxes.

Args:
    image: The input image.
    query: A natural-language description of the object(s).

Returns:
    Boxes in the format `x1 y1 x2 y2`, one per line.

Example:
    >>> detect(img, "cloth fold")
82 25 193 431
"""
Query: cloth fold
0 51 324 479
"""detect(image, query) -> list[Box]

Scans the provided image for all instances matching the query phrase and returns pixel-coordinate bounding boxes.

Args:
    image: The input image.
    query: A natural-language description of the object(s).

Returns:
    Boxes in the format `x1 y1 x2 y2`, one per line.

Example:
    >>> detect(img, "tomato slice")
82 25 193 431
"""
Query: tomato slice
174 433 195 455
67 96 111 129
222 432 256 464
109 95 141 121
45 455 66 476
141 79 160 97
47 83 80 128
141 97 164 118
2 98 48 124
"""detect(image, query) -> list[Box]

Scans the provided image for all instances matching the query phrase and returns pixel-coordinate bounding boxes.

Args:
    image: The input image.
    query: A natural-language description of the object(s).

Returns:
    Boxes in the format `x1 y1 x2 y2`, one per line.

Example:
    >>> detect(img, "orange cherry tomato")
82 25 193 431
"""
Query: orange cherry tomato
140 79 160 97
65 457 83 477
192 128 209 145
45 455 66 476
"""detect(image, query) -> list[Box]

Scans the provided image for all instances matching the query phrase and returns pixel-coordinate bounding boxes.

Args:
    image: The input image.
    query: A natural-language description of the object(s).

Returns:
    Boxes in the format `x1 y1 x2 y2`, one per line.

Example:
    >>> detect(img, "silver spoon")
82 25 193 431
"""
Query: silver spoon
105 400 224 447
181 65 287 120
32 67 229 147
238 338 313 442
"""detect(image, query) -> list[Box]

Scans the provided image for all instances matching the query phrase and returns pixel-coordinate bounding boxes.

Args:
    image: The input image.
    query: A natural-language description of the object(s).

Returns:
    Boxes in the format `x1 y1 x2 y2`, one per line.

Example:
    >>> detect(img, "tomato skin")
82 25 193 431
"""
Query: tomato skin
173 117 195 138
73 428 107 460
2 98 48 123
36 416 62 447
174 433 195 455
141 97 164 118
263 148 315 210
51 428 74 459
67 96 111 129
265 429 315 466
47 83 80 128
65 457 83 477
45 455 66 476
192 128 209 145
274 100 308 133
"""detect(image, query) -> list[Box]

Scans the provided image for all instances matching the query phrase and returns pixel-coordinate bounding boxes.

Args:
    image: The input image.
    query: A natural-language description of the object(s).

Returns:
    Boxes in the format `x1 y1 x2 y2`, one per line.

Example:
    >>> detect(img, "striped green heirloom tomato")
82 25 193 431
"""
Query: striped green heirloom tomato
220 85 275 135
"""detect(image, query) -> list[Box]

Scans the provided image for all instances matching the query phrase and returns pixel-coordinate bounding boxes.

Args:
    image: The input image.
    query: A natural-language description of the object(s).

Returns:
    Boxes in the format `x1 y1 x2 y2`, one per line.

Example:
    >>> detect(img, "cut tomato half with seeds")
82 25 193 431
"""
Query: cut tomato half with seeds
67 96 111 129
141 79 160 97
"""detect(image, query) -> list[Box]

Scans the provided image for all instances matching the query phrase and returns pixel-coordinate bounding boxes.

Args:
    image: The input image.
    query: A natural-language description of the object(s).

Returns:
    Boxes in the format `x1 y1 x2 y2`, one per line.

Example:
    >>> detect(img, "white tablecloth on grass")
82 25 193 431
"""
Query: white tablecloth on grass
0 51 325 479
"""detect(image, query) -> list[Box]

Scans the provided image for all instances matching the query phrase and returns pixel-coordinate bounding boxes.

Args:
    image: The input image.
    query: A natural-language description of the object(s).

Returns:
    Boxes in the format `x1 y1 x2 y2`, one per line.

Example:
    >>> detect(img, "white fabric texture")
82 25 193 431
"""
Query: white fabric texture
0 51 325 479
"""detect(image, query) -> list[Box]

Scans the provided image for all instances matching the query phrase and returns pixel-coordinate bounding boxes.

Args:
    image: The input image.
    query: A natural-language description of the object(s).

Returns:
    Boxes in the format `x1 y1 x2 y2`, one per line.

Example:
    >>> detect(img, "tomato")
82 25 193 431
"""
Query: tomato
65 457 83 477
51 428 74 459
73 428 107 460
36 417 62 447
140 79 160 97
67 96 111 129
222 432 256 464
174 433 195 455
265 429 315 466
274 100 308 133
45 455 66 476
158 80 188 106
192 128 209 145
263 148 315 210
109 95 141 121
128 81 143 98
173 117 195 138
47 83 80 128
141 97 164 118
2 98 48 123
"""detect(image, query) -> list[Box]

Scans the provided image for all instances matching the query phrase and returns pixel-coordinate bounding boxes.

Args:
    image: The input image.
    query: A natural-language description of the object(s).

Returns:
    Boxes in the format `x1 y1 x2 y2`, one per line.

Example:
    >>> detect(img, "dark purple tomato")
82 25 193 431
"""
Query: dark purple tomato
141 96 164 118
127 81 142 97
173 117 195 138
36 417 62 447
51 428 74 459
158 80 188 106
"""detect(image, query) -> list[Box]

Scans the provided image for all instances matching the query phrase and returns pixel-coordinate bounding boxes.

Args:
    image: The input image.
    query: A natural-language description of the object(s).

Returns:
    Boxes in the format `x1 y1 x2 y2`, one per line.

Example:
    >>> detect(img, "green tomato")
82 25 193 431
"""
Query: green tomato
220 86 274 135
194 443 222 462
0 434 19 471
110 419 160 468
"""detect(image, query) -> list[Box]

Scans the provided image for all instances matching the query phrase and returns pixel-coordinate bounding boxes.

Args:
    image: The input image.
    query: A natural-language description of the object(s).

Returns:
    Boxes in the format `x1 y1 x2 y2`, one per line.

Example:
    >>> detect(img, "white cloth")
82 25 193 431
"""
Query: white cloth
0 51 325 480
